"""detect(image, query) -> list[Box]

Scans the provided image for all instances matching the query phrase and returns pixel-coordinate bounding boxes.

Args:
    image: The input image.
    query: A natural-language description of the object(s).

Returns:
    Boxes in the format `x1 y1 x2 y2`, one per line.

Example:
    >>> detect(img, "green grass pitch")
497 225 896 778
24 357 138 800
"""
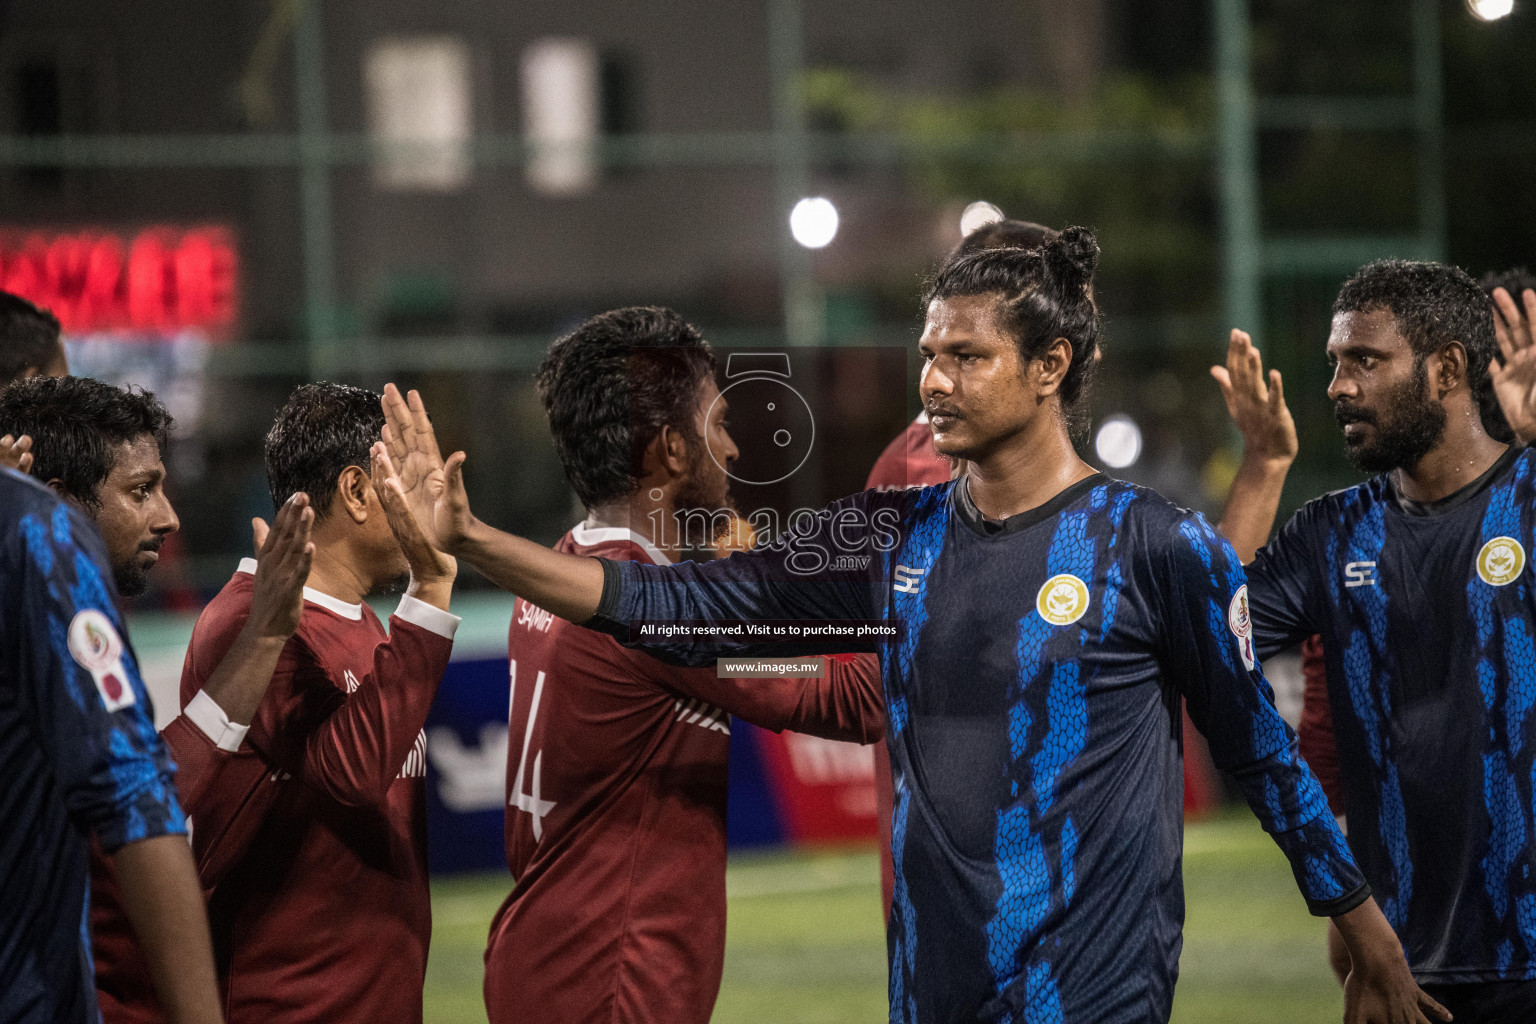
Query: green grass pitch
424 811 1344 1022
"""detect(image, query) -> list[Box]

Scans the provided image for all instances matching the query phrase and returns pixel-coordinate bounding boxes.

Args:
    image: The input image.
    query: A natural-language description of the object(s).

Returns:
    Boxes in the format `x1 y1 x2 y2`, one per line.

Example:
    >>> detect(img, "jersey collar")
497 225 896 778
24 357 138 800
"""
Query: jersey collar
570 520 672 565
235 557 364 620
953 473 1106 537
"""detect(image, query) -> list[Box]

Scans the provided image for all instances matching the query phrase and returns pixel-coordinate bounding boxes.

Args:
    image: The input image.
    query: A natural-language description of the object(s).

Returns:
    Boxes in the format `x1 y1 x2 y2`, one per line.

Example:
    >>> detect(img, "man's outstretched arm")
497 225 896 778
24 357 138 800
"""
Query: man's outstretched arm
1211 329 1298 564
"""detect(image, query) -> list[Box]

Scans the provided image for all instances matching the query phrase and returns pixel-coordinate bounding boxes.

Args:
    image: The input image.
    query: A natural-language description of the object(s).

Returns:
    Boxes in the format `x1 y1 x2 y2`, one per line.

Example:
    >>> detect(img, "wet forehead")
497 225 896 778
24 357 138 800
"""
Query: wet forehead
1327 308 1409 355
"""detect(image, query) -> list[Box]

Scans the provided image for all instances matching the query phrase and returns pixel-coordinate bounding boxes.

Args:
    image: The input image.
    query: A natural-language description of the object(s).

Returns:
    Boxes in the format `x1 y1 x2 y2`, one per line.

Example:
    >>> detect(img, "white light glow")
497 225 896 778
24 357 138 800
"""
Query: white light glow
1095 415 1143 469
1466 0 1515 20
959 201 1005 237
790 197 839 249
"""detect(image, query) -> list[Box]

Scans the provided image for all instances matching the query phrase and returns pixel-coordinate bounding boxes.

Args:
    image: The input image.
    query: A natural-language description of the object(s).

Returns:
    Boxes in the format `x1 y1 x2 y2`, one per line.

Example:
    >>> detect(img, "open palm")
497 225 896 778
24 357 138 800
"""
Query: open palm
1491 286 1536 446
378 383 474 554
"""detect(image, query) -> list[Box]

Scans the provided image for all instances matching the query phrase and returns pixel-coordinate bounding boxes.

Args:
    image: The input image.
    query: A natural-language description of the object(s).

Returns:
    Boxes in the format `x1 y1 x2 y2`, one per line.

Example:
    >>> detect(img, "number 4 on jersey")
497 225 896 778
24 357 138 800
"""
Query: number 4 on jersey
509 659 557 840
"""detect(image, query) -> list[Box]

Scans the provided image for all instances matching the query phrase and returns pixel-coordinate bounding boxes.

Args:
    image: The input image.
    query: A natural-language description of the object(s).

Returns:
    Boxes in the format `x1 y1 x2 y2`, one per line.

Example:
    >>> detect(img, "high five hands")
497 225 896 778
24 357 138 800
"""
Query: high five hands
373 383 476 558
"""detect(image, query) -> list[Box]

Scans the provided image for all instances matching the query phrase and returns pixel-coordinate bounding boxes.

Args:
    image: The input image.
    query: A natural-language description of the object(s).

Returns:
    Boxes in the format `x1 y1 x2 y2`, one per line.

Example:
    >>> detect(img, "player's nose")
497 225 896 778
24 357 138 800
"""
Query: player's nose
921 359 954 397
1325 366 1355 404
718 428 740 464
153 494 180 536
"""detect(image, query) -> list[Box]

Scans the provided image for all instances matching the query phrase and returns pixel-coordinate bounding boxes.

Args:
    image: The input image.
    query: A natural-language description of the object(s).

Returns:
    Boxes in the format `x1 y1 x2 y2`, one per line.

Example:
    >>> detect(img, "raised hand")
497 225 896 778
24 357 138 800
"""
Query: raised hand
1210 329 1297 464
0 433 33 475
371 442 456 592
1490 286 1536 446
379 383 474 554
247 493 315 641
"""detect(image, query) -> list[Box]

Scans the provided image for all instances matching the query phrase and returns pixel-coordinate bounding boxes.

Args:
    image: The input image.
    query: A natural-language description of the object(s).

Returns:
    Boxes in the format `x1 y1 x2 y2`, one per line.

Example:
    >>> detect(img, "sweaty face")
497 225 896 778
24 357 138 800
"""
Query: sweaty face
674 377 738 538
1327 309 1447 475
88 436 179 598
919 294 1035 461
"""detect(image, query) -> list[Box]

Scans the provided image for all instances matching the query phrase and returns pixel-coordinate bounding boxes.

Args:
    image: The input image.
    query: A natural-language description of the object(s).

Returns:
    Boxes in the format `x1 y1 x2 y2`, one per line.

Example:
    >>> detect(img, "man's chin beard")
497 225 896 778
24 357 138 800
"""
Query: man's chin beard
1340 368 1447 475
113 565 150 599
1342 405 1446 473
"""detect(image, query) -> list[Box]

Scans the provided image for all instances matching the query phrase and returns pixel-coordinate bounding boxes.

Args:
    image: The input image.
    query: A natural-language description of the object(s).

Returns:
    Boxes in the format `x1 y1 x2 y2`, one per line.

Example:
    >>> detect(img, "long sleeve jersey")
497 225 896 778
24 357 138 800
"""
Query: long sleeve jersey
584 476 1365 1024
185 560 457 1024
0 470 184 1024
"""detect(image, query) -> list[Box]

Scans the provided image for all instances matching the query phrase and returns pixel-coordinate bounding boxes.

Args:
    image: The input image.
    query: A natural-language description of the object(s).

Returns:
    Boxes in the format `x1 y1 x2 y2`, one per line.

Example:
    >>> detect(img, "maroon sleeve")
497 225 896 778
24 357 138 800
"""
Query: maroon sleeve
1296 634 1344 817
638 652 884 745
250 617 452 808
160 715 227 811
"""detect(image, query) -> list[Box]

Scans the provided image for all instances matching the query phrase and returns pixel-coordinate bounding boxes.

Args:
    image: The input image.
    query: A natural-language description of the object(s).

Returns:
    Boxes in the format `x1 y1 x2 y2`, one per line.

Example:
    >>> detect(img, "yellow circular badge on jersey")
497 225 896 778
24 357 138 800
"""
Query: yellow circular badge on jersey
1037 573 1091 626
1477 536 1526 587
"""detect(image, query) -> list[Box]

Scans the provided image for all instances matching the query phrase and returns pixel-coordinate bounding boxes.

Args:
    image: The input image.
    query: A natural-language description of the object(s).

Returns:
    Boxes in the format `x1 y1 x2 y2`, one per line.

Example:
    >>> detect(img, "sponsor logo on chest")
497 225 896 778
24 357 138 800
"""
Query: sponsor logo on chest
892 564 926 594
1344 561 1377 588
1478 536 1526 587
1036 573 1090 626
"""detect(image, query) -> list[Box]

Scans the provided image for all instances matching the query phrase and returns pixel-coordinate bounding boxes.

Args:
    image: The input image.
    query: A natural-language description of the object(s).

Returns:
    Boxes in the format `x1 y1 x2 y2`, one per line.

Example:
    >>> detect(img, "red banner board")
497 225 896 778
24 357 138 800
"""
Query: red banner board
0 226 238 338
752 730 880 843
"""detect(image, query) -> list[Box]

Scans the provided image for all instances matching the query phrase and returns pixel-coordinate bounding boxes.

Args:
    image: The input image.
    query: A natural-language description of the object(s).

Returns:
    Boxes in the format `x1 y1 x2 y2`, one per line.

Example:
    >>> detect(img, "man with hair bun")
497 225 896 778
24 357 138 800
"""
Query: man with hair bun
380 227 1437 1024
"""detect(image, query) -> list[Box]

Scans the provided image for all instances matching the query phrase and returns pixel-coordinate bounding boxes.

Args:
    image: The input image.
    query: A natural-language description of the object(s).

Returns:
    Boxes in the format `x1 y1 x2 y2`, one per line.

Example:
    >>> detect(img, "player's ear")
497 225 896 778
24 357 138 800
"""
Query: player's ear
1033 337 1074 398
1431 340 1467 397
44 478 67 497
657 423 689 478
335 465 371 523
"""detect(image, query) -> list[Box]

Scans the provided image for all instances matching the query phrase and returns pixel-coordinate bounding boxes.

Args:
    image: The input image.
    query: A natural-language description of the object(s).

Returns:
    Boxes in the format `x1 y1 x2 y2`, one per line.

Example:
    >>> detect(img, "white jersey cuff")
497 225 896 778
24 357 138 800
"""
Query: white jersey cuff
183 690 249 753
394 594 460 639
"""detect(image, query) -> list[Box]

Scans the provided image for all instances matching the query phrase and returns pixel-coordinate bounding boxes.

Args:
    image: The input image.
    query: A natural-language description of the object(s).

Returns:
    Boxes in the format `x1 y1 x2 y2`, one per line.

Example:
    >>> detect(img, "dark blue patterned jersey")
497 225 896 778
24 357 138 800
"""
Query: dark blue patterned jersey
0 469 184 1024
1246 445 1536 983
586 474 1365 1024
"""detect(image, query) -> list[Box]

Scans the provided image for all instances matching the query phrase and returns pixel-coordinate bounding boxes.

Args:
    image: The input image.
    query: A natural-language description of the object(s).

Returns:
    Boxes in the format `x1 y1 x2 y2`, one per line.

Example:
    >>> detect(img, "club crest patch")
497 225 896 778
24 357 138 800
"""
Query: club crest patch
1477 536 1526 587
1036 573 1090 626
67 609 134 712
1228 584 1257 671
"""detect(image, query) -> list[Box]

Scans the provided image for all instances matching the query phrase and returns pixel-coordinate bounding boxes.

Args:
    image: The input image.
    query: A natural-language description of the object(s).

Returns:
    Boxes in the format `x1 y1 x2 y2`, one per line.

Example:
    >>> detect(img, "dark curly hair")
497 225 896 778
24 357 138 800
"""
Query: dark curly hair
0 290 63 386
924 226 1101 433
0 376 172 509
1335 260 1500 440
264 382 385 518
536 306 716 511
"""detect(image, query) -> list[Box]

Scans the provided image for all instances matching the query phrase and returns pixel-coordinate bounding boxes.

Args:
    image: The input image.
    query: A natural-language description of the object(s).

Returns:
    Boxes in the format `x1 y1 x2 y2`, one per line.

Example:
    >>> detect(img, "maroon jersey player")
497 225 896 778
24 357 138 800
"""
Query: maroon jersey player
187 384 458 1024
477 307 883 1024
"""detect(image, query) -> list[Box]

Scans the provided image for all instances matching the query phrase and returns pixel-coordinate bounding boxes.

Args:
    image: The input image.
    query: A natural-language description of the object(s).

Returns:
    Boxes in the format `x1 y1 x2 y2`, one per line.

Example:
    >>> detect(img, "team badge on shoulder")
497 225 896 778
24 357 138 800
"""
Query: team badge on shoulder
68 609 135 712
1228 585 1257 671
1036 573 1090 626
1477 536 1526 587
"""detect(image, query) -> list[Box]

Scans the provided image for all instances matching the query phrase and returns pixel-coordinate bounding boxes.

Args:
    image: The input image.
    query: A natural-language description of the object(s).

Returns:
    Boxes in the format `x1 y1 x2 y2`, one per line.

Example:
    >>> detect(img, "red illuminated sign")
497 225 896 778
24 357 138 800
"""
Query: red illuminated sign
0 226 238 338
